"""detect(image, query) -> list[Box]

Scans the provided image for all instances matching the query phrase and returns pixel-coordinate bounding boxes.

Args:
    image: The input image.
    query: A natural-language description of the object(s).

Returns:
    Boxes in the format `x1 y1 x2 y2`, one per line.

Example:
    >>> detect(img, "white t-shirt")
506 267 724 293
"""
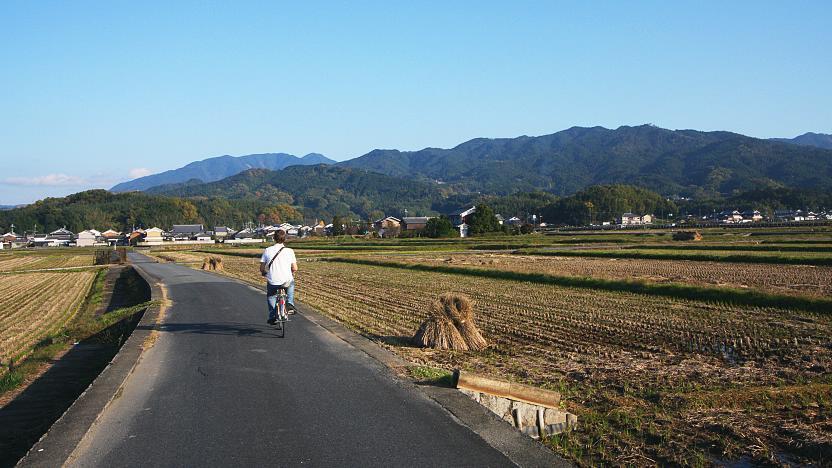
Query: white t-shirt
261 243 297 286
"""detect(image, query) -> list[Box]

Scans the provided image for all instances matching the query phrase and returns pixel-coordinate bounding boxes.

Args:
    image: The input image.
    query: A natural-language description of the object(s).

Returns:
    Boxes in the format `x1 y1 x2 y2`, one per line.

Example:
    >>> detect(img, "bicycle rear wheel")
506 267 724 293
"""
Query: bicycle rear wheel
277 295 287 334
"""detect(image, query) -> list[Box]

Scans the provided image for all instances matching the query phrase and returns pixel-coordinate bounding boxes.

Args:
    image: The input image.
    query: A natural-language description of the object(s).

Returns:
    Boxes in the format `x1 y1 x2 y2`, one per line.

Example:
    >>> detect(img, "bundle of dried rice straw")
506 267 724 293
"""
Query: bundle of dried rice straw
412 293 487 351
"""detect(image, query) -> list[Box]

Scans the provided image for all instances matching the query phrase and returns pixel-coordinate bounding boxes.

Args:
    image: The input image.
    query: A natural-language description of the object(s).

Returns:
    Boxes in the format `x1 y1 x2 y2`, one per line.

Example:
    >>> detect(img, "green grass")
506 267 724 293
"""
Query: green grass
324 257 832 314
407 366 454 386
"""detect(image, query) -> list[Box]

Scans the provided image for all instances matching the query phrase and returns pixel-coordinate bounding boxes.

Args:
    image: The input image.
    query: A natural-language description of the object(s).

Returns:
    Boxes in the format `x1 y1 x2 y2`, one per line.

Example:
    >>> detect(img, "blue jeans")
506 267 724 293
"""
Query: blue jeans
267 281 295 321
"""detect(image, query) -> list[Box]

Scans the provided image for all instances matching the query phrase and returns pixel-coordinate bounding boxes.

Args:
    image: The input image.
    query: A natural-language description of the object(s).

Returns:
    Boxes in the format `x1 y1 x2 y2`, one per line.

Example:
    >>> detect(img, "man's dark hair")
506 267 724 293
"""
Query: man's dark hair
274 229 287 243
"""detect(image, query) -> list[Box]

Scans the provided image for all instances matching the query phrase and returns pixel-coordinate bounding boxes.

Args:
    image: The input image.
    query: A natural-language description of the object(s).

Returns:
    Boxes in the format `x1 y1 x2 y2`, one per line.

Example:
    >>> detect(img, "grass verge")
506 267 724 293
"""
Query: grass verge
407 366 454 386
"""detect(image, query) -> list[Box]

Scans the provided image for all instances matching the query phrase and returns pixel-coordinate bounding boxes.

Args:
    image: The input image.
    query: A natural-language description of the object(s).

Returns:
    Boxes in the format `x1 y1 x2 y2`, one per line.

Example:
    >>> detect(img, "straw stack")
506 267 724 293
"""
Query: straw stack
439 293 488 351
413 313 469 351
201 256 224 271
412 293 487 351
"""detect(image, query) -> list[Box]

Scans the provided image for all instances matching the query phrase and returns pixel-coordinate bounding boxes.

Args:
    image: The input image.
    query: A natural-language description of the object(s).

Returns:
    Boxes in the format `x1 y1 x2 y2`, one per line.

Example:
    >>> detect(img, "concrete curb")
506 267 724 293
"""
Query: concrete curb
16 260 164 467
215 272 571 468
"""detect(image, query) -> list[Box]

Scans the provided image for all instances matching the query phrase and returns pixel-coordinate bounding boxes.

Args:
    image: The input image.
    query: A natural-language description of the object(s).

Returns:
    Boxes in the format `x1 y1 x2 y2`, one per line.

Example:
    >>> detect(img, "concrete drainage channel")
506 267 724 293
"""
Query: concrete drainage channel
455 371 578 439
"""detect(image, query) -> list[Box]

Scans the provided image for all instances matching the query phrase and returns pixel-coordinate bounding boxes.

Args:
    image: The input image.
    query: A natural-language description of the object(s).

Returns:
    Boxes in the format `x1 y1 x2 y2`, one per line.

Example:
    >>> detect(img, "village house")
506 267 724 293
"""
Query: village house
618 213 653 226
101 229 123 246
2 230 20 244
450 206 476 237
28 227 74 247
170 224 205 241
299 225 313 237
715 210 744 224
213 226 235 240
372 216 401 237
46 227 74 246
141 227 165 245
224 227 264 244
741 210 763 222
128 229 146 246
401 216 432 232
277 223 300 236
775 210 805 222
75 230 101 247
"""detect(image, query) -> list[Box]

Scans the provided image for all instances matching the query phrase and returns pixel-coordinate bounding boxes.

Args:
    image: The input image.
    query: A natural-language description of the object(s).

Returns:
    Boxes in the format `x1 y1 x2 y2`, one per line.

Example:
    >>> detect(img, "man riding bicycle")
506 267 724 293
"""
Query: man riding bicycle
260 229 297 325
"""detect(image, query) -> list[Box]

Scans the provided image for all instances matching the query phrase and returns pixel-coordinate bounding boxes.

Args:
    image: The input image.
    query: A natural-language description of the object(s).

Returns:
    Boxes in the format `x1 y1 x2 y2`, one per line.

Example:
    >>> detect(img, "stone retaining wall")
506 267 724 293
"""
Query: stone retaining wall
459 388 577 439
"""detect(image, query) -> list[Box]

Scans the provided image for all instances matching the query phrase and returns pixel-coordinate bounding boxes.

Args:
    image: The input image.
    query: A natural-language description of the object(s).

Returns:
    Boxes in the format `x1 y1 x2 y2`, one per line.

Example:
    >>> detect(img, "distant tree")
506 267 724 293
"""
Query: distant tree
468 204 502 235
423 216 455 238
330 216 346 236
368 210 385 222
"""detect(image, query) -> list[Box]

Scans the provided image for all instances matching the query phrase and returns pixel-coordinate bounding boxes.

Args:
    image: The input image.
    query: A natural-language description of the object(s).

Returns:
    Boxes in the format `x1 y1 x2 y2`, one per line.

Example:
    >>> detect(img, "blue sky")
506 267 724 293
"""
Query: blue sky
1 0 830 204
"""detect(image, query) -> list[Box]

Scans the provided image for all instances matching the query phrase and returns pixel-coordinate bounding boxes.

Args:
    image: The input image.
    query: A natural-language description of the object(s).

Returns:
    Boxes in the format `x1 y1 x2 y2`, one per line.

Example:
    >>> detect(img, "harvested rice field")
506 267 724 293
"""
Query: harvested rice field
0 253 93 272
370 253 832 297
0 271 97 364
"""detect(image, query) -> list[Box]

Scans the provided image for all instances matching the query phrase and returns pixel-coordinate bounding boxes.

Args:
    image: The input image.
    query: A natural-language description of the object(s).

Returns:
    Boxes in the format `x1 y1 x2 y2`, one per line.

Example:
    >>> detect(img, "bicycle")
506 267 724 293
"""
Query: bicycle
270 285 289 335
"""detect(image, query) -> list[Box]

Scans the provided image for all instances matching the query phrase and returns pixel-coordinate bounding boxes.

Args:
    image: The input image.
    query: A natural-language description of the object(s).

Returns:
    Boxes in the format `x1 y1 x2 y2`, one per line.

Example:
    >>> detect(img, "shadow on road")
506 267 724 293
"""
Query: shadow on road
137 322 284 338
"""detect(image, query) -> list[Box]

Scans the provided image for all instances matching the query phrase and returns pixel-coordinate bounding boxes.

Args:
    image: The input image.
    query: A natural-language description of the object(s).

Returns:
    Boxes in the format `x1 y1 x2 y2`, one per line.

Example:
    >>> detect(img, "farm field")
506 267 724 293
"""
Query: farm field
523 247 832 266
165 248 832 466
0 252 93 272
365 253 832 297
0 271 97 365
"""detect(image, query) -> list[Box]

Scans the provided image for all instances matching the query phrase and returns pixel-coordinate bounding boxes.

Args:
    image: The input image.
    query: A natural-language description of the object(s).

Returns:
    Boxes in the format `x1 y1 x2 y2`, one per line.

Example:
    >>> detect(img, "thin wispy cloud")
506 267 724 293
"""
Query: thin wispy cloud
3 173 88 186
128 168 153 179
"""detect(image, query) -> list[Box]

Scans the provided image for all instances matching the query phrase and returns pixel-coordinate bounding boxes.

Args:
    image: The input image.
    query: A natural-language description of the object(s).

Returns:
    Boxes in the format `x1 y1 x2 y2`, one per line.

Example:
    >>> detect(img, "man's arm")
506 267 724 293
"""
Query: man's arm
260 250 269 276
291 262 298 275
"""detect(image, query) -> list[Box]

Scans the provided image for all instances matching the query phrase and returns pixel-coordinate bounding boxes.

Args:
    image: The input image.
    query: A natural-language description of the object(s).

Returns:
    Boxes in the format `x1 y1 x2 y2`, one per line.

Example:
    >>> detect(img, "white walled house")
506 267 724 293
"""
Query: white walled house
741 210 763 222
139 227 165 245
619 213 653 226
76 230 98 247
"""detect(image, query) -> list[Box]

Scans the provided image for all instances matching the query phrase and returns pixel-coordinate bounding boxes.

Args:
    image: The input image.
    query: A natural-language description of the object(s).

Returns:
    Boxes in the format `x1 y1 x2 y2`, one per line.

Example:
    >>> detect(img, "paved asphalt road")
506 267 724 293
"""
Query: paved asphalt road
67 253 512 467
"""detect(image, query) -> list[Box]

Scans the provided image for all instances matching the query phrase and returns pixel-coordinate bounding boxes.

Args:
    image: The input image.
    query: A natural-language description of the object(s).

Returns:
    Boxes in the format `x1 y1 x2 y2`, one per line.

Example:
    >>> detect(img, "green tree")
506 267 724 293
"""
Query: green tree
330 216 346 236
468 204 502 235
422 216 455 238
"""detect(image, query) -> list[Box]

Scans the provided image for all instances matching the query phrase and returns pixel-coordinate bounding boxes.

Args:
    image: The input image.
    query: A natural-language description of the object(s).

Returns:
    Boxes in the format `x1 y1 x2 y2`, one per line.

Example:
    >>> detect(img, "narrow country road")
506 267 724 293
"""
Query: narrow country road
66 253 512 467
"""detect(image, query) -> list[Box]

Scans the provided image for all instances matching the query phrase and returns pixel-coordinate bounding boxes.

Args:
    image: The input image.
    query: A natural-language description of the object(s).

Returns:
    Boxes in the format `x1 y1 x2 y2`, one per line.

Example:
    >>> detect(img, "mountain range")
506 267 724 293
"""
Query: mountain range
770 132 832 150
110 152 334 192
340 125 832 196
112 126 832 200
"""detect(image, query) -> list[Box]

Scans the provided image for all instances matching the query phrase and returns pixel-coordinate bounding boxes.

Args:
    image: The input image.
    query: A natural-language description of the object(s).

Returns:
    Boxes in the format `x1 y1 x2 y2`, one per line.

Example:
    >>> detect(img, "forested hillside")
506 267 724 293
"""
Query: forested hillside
148 165 447 221
340 125 832 197
0 190 300 233
539 185 677 226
